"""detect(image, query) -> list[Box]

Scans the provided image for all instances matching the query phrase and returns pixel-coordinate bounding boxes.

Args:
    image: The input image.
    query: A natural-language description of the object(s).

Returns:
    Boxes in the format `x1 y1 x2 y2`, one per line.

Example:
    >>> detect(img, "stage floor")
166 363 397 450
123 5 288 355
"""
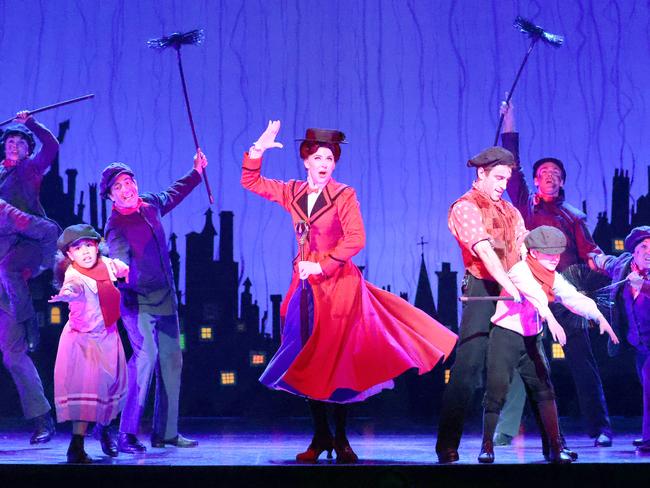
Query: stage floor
1 417 648 487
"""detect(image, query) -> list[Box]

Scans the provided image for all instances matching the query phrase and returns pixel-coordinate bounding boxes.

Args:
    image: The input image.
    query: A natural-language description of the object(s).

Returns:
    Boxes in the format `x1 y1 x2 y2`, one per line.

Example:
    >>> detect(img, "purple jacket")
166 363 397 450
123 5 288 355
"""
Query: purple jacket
104 169 202 315
0 118 59 217
502 132 601 272
598 253 650 355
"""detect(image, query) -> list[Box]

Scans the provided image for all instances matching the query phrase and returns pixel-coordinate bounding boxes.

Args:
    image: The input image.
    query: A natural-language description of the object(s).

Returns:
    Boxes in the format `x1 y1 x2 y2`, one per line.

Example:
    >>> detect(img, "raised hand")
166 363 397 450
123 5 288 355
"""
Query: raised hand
499 95 516 133
193 148 208 175
251 120 284 156
14 110 32 124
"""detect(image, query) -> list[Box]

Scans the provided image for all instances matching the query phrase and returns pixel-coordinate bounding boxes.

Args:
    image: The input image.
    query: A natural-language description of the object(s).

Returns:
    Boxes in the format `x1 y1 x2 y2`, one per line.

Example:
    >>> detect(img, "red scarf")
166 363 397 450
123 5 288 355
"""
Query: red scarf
72 259 121 326
526 254 556 302
113 197 144 215
631 261 649 280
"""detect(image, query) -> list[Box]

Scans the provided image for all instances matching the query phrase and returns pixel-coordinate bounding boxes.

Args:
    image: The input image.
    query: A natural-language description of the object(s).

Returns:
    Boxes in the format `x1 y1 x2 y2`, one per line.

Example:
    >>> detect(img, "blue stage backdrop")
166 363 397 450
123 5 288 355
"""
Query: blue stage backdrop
2 0 648 318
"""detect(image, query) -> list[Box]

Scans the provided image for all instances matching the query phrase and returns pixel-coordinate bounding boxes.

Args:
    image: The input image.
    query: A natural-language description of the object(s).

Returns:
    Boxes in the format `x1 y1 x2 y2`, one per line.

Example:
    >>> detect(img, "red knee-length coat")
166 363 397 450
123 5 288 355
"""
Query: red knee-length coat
242 153 457 400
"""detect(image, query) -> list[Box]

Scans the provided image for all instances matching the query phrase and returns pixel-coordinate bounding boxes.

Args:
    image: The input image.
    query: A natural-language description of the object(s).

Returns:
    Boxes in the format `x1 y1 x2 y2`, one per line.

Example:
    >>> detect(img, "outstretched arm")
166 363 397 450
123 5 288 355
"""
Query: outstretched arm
553 274 619 343
150 153 204 217
49 279 84 303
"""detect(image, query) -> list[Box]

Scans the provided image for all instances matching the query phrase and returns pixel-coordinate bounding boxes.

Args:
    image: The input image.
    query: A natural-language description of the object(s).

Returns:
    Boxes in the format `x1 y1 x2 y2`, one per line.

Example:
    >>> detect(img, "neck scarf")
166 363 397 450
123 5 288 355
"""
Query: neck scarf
526 254 556 302
72 258 121 326
631 261 649 280
113 197 144 215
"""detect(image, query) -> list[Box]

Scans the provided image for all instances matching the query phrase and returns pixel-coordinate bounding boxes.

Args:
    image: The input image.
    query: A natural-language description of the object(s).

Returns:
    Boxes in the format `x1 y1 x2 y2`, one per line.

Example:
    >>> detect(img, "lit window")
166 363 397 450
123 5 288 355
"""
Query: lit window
220 371 237 385
444 369 451 384
200 327 213 341
179 333 186 351
250 351 266 366
552 343 565 359
50 306 61 325
237 322 246 333
613 239 625 252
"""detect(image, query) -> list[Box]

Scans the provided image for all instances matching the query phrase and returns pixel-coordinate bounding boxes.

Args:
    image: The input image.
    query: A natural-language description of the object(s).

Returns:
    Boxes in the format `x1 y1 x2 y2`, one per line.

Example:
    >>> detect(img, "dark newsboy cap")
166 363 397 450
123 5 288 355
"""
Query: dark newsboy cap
57 224 101 252
295 128 347 144
525 225 567 255
624 226 650 253
100 162 135 198
467 146 515 168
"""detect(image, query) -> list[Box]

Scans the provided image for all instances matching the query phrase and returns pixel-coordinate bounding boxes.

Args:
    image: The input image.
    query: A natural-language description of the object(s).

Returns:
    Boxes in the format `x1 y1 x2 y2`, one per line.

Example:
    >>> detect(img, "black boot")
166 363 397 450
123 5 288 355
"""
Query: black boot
537 401 573 464
478 412 499 464
67 434 92 464
296 401 334 463
333 404 358 464
532 400 577 462
30 412 55 444
98 425 118 457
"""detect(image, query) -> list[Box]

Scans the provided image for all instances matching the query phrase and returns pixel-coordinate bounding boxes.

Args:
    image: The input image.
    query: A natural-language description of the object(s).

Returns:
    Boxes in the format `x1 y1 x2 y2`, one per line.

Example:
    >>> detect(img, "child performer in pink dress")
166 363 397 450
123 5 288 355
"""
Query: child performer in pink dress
50 224 129 463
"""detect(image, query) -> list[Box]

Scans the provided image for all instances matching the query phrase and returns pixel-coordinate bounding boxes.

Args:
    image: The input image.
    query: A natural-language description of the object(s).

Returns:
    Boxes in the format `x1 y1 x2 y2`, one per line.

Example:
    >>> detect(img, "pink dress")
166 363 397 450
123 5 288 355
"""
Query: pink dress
54 257 127 424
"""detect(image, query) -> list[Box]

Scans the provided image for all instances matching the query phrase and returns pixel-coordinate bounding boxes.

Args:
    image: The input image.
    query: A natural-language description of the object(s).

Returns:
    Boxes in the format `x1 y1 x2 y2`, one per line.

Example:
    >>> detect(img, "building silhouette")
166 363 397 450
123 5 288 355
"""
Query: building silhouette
180 209 277 416
594 167 650 254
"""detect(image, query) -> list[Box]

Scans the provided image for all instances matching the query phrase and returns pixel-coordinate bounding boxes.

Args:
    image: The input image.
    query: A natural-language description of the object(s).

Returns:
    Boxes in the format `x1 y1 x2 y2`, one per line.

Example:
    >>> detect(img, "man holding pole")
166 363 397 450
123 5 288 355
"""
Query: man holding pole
0 111 60 444
101 149 207 453
496 100 614 447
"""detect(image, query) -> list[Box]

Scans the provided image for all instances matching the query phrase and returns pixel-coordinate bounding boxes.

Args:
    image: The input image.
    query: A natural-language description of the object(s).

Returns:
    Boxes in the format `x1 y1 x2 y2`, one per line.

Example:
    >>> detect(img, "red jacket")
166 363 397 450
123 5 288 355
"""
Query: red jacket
242 153 457 400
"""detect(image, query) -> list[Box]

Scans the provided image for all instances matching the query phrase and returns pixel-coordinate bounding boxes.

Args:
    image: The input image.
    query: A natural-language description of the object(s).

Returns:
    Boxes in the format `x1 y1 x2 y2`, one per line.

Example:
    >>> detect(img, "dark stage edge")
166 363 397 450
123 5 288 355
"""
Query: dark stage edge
1 417 649 488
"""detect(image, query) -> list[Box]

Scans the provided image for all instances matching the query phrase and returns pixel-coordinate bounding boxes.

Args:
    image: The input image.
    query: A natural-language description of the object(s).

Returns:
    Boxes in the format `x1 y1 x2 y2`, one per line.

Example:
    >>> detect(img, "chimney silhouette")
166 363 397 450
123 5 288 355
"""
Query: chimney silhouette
89 183 98 229
436 262 458 332
612 169 630 237
219 211 234 262
65 168 78 217
270 294 283 343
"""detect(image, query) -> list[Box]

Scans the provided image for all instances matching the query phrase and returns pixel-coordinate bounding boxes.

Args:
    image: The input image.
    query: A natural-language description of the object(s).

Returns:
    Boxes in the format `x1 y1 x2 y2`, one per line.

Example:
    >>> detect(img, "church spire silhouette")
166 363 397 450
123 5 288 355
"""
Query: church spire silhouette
414 237 438 320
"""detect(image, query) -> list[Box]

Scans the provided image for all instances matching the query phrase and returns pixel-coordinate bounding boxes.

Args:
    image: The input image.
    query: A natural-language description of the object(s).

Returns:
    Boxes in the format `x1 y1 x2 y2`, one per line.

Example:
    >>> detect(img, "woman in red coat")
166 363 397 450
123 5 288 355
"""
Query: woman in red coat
242 120 457 463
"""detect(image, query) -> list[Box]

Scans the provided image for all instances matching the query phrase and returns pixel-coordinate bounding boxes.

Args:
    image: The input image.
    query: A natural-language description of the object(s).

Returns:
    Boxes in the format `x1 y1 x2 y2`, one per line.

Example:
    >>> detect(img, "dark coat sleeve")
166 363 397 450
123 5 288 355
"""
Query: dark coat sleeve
24 118 59 174
502 132 532 212
147 169 202 217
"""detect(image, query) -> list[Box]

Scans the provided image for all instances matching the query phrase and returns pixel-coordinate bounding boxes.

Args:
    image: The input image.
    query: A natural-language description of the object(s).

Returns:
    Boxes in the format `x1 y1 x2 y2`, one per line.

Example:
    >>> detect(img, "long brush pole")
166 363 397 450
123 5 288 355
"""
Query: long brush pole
493 38 539 145
175 48 214 204
0 94 94 127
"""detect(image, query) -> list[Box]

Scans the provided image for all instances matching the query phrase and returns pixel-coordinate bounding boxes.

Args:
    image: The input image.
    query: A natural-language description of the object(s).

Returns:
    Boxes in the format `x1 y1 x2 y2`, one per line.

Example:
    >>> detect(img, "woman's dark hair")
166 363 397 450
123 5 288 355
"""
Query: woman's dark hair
52 240 108 289
299 141 341 162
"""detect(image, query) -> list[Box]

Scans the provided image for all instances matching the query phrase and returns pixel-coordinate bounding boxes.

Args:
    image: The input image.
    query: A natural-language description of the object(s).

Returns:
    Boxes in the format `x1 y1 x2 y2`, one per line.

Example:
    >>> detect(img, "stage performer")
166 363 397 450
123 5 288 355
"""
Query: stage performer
242 120 457 464
497 100 614 448
0 111 60 444
101 150 207 453
50 224 129 463
591 226 650 452
435 145 526 463
478 225 618 464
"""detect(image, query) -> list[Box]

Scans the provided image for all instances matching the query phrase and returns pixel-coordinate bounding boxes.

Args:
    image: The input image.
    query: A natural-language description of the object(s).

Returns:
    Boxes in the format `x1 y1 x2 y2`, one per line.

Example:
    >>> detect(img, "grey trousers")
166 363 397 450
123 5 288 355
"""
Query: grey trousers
0 310 51 419
119 310 183 439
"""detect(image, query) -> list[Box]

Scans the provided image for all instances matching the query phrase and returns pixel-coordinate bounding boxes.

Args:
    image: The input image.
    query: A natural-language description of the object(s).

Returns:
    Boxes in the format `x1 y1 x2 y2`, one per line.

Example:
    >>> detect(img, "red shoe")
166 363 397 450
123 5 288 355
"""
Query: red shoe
334 439 359 464
296 437 334 463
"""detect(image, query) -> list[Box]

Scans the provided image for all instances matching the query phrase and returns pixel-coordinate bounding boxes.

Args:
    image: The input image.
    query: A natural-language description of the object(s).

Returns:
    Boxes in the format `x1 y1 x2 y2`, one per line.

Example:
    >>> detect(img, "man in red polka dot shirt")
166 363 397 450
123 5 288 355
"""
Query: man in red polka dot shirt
436 146 527 463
